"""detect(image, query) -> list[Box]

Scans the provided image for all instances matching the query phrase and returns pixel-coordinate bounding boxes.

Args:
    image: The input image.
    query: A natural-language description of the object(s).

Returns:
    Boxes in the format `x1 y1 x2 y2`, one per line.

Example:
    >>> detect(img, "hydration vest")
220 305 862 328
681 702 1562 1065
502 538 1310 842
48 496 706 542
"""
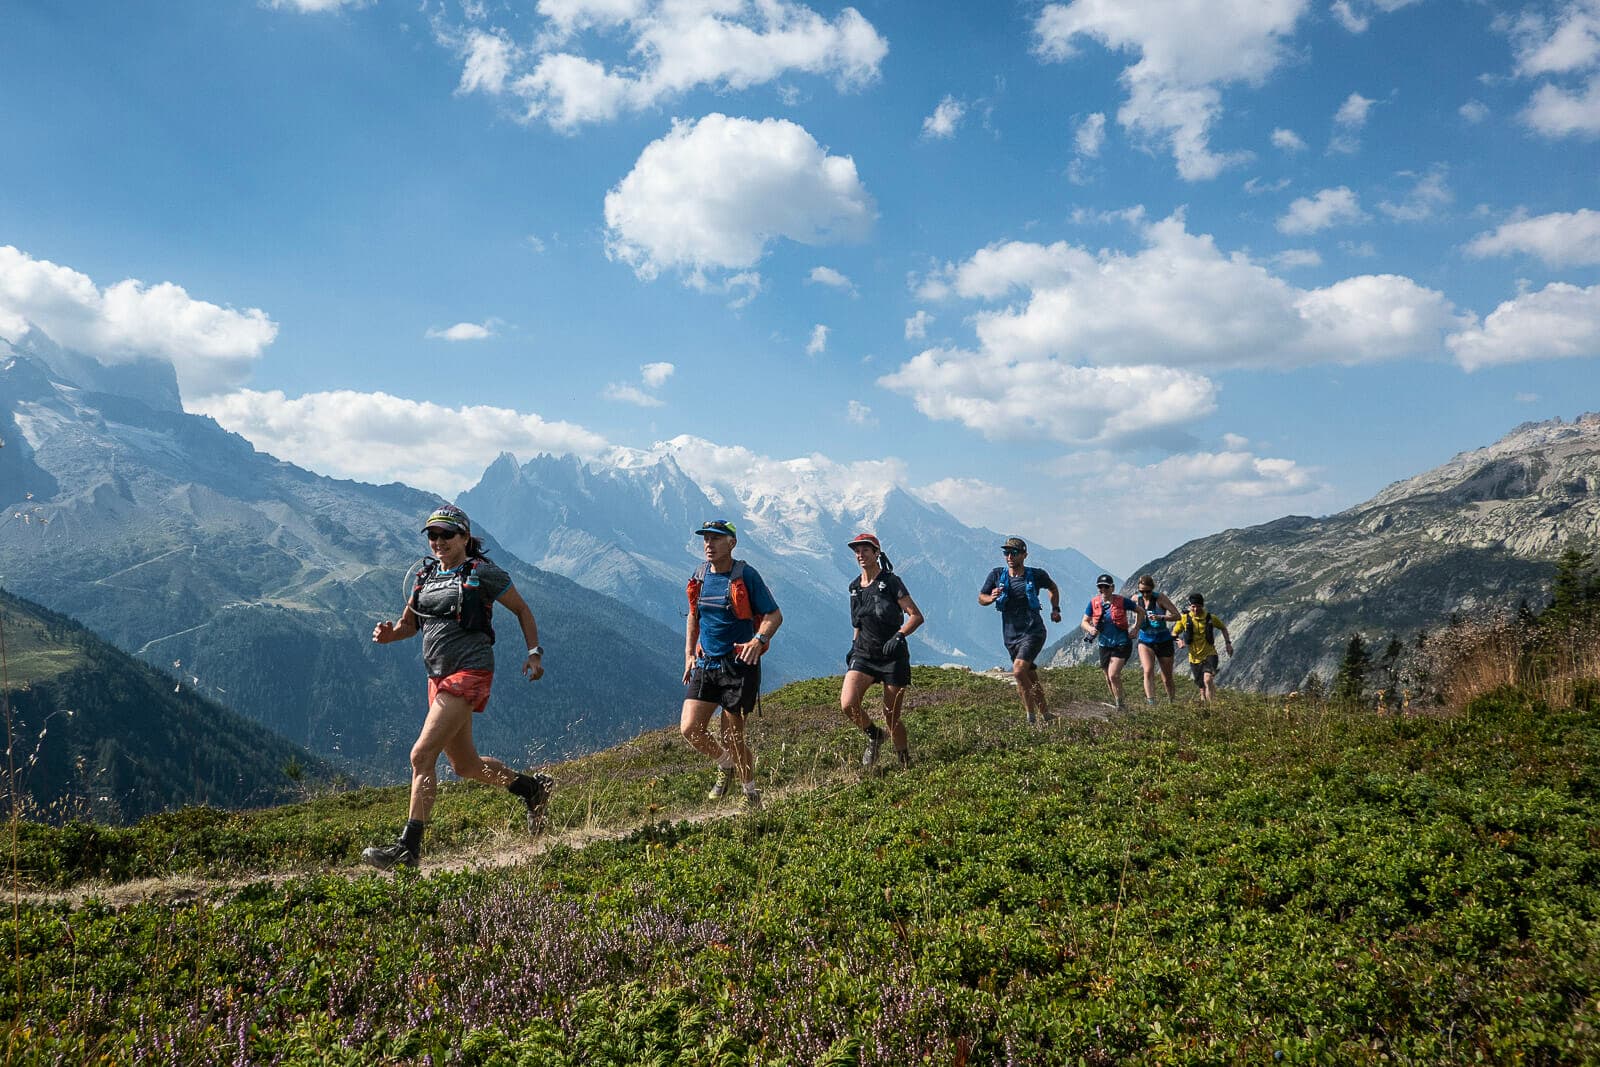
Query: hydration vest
1178 610 1217 648
1137 590 1169 634
1091 592 1130 632
995 567 1041 611
410 556 495 643
686 560 766 629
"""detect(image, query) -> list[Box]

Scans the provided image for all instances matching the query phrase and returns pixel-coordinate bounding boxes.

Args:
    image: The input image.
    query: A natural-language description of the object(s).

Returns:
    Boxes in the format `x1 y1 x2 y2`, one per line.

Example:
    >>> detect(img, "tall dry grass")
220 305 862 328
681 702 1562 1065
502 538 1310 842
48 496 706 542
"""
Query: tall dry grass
1420 615 1600 711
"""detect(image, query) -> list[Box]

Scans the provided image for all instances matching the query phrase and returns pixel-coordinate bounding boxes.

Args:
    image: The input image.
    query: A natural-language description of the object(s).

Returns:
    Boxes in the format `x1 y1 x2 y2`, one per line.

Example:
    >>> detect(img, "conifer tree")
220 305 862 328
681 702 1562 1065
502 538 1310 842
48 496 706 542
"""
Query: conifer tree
1333 633 1368 704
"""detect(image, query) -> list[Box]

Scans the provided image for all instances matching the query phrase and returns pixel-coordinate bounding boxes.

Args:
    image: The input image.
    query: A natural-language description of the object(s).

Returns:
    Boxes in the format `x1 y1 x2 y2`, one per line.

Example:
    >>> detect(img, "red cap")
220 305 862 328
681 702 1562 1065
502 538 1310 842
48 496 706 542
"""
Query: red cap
845 532 881 550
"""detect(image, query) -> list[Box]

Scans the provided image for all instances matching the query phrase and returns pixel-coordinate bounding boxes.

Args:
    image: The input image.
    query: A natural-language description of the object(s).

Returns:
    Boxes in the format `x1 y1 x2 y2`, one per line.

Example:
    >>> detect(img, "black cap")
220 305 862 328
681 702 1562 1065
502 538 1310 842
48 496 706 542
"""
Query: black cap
1096 573 1114 587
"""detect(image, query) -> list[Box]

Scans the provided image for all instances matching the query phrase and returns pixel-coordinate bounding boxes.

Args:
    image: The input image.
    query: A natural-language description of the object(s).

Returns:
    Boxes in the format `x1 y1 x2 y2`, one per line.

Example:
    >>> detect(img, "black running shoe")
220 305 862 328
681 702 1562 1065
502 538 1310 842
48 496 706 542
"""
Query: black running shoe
520 773 555 835
361 841 419 871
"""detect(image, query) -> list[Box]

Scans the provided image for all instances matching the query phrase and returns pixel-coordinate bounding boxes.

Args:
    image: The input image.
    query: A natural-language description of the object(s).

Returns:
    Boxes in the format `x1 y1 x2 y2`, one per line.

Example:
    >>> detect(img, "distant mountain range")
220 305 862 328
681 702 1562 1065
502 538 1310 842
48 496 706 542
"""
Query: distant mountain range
0 587 327 823
459 450 1105 681
1045 413 1600 690
0 330 685 777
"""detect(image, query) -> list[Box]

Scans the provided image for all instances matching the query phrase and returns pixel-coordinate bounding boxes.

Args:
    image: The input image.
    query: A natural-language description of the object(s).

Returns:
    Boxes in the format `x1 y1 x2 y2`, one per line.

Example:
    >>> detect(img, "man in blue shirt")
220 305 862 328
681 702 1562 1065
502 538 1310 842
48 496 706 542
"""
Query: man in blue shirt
978 536 1062 724
682 519 782 810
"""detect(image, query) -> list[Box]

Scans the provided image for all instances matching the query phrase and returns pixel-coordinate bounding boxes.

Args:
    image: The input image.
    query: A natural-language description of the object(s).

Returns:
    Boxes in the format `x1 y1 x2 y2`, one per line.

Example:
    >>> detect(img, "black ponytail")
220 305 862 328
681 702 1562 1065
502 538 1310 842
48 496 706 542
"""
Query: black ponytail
879 552 893 572
466 535 488 559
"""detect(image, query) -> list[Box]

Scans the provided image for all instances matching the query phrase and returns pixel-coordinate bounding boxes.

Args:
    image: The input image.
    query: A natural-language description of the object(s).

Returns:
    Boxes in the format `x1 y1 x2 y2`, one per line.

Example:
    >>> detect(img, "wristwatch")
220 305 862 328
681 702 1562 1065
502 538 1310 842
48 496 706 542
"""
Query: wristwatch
527 646 544 658
754 633 770 646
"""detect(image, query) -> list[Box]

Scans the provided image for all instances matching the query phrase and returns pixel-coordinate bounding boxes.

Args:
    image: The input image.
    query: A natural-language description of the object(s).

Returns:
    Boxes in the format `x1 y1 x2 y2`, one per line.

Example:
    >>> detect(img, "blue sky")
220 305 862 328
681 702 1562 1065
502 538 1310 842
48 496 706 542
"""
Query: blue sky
3 0 1598 573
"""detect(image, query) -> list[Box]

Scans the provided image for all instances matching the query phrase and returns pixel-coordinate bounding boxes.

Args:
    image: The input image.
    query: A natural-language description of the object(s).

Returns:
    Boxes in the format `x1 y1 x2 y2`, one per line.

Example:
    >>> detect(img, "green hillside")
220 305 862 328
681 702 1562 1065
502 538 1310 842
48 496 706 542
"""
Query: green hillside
0 588 333 824
7 666 1599 1063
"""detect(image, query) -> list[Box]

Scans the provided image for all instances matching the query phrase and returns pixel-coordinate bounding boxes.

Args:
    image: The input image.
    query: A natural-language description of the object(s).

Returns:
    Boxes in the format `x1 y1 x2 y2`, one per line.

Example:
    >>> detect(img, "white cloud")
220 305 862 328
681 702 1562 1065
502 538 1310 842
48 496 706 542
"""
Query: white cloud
808 265 854 290
0 245 277 398
1272 248 1323 269
458 0 888 131
1459 99 1490 123
1330 90 1376 152
882 215 1459 448
1277 186 1365 234
1447 281 1600 370
1075 112 1107 156
603 114 874 290
1331 0 1421 34
191 388 610 495
1271 126 1306 151
425 321 495 341
922 95 966 139
457 30 515 95
1377 166 1452 222
1032 0 1307 181
640 360 675 388
603 383 665 407
904 309 933 341
846 399 875 425
1465 208 1600 266
1522 73 1600 136
806 323 829 355
1244 176 1291 195
1340 239 1379 258
267 0 370 11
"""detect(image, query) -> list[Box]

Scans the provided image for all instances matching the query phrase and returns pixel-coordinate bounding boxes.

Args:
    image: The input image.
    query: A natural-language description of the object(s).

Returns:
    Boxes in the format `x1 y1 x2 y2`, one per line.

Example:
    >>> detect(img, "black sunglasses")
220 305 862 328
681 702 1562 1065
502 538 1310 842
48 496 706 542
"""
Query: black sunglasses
701 521 735 534
426 528 461 541
1001 547 1022 555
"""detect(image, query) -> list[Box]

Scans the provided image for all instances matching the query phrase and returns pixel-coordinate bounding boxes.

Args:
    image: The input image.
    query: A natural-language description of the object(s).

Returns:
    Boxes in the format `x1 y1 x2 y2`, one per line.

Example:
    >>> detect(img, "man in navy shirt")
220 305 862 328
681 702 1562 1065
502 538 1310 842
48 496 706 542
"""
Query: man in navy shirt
978 536 1062 724
681 519 782 810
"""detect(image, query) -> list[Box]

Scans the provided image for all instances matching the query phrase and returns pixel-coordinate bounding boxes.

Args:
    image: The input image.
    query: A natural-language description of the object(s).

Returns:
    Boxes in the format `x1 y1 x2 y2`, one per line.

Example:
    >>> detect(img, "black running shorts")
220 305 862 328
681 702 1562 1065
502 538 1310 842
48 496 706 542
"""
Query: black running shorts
847 651 912 688
1189 655 1220 685
1098 642 1133 670
685 659 761 715
1004 630 1046 666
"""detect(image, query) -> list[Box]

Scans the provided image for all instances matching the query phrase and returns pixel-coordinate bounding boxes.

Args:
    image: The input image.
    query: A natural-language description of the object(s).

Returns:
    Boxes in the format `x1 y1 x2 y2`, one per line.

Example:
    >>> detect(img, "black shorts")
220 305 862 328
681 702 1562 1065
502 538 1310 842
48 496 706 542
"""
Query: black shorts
1098 643 1133 669
1140 637 1176 659
1004 630 1046 666
847 651 912 688
1189 655 1220 685
685 659 761 715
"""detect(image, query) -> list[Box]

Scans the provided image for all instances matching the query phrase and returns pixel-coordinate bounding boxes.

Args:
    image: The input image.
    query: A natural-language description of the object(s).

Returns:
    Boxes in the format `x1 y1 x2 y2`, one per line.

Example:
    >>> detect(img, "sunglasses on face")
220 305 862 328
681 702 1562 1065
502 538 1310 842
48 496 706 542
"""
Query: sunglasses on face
1001 548 1022 556
426 529 461 542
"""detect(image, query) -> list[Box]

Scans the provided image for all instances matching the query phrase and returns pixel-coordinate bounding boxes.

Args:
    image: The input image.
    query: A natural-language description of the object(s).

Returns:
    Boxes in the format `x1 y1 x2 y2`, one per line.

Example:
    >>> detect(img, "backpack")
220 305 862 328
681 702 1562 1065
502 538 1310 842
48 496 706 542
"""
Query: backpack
410 556 495 642
995 567 1041 611
1091 592 1129 631
1179 610 1216 647
686 560 767 629
1137 591 1169 634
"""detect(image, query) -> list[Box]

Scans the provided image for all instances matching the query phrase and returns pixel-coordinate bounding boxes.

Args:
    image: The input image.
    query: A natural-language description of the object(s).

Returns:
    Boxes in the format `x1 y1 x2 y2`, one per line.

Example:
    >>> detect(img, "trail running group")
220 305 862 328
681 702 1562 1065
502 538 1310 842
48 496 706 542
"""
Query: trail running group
361 507 1235 871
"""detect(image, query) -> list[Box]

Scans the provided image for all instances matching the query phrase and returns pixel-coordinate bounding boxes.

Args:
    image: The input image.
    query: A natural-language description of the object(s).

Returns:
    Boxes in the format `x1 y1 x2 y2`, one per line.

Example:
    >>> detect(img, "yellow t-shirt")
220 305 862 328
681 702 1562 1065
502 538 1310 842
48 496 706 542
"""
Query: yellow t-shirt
1172 610 1226 663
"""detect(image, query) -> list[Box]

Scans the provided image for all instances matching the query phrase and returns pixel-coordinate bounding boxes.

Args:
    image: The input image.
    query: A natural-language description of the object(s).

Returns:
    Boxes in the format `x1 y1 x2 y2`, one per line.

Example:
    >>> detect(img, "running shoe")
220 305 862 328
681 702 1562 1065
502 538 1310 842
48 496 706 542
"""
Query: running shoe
520 773 555 835
707 766 732 801
896 749 911 770
862 726 884 769
742 789 763 812
361 841 418 871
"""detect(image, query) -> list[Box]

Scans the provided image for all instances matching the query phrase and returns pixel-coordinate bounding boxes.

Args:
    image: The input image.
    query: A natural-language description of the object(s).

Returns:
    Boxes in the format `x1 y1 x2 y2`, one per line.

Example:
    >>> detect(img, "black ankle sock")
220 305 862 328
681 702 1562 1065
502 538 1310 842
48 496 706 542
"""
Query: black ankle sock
508 773 541 799
865 723 884 739
400 819 425 853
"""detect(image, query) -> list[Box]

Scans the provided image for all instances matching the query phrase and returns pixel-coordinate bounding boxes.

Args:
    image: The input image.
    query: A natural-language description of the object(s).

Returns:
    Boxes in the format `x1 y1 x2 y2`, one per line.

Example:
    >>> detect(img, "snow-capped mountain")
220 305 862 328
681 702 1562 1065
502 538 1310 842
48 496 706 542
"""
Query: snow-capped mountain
459 444 1107 681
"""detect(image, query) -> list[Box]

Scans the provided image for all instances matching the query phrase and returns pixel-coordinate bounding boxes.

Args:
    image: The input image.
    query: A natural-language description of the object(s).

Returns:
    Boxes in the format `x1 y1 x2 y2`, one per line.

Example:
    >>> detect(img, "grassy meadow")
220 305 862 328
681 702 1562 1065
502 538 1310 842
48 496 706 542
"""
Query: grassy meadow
4 664 1599 1063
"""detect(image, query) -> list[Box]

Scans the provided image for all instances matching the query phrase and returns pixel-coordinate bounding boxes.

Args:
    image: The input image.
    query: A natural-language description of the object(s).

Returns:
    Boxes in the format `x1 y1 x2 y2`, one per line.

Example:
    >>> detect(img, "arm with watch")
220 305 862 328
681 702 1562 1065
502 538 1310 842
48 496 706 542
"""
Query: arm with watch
493 585 545 681
735 608 783 665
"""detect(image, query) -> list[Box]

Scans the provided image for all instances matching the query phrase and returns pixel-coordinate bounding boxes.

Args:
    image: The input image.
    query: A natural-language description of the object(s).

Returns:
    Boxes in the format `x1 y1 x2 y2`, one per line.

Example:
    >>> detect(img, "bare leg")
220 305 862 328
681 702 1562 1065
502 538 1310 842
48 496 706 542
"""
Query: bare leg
680 699 727 763
839 670 878 731
1014 660 1048 722
1138 643 1159 701
407 692 480 823
1105 654 1128 705
1202 669 1217 702
717 709 756 785
1159 654 1177 700
882 684 908 751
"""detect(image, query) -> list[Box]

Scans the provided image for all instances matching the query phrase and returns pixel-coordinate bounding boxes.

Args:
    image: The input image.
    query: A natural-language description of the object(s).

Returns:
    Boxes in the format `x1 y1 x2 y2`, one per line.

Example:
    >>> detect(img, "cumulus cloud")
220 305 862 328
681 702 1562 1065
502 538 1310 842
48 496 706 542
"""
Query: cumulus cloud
1271 126 1306 151
267 0 370 11
1032 0 1307 181
1509 1 1600 137
1377 166 1452 222
1459 99 1490 123
452 0 888 131
425 321 495 341
1330 91 1376 153
0 245 277 398
1465 208 1600 266
808 265 854 291
806 323 829 355
1331 0 1422 34
191 388 610 495
880 213 1461 448
1447 281 1600 370
604 361 675 406
1075 112 1107 156
1272 248 1323 269
846 399 875 425
603 114 874 291
922 95 966 139
905 309 933 341
1277 186 1365 234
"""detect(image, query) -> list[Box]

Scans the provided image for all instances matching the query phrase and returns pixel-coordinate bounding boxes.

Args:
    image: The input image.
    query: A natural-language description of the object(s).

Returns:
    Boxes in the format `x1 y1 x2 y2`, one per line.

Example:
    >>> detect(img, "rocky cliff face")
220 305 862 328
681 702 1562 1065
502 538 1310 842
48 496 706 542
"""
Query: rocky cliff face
1046 414 1600 691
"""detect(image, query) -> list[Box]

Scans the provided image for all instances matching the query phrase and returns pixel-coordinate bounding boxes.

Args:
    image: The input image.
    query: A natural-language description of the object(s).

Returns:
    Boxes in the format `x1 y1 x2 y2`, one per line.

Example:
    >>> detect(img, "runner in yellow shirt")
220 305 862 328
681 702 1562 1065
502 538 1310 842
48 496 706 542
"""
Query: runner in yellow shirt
1171 592 1234 702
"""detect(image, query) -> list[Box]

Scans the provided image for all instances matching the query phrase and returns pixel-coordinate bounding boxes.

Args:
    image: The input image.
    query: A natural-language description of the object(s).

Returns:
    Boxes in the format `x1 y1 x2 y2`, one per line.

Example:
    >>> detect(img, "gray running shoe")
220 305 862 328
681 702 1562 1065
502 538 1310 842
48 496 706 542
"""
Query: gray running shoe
707 766 732 801
520 773 554 835
862 727 884 769
361 841 418 871
742 789 763 812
